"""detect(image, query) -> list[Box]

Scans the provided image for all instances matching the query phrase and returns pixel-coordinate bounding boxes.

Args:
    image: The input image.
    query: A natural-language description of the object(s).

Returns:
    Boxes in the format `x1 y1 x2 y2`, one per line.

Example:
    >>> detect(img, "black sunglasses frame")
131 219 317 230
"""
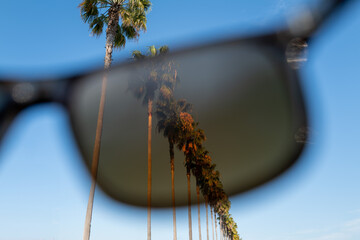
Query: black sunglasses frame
0 0 351 202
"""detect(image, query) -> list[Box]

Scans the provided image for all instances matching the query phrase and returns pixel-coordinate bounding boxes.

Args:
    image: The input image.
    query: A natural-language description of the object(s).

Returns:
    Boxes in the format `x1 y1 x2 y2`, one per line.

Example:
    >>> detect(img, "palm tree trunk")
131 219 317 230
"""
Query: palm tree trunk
147 99 153 240
211 207 215 240
186 164 193 240
196 185 202 240
214 212 218 240
104 5 120 69
170 141 177 240
83 5 120 240
83 177 97 240
219 218 222 240
205 198 209 240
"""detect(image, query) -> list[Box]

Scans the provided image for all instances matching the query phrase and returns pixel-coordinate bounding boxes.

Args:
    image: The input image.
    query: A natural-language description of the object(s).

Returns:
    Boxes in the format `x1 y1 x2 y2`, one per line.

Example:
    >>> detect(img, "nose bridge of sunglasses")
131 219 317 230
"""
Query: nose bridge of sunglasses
10 83 37 104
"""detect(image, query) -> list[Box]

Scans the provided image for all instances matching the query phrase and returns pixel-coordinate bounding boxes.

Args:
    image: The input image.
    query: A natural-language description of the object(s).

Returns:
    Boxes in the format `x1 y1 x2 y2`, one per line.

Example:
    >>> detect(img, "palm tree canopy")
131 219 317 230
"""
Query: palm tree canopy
156 96 191 143
129 46 178 106
79 0 151 48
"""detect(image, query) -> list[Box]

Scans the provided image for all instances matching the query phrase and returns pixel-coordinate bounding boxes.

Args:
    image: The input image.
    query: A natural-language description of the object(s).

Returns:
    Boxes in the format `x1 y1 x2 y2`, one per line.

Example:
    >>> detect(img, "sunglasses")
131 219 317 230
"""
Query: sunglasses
0 0 350 207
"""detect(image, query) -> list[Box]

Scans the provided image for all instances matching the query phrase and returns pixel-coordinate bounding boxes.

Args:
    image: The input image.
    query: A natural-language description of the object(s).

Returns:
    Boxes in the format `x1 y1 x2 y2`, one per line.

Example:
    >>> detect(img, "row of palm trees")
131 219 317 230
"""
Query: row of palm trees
157 80 241 240
79 0 241 239
132 46 241 240
130 45 173 240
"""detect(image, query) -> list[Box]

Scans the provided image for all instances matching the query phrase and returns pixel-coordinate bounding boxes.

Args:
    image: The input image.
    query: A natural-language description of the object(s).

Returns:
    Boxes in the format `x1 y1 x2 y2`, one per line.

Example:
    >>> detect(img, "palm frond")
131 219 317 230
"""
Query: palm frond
149 45 157 56
140 0 151 11
79 0 99 23
130 0 151 11
121 24 139 39
98 0 111 7
177 99 192 113
132 50 145 60
123 2 147 31
132 10 147 31
89 15 106 36
119 8 132 26
127 75 145 99
114 24 126 48
159 45 169 55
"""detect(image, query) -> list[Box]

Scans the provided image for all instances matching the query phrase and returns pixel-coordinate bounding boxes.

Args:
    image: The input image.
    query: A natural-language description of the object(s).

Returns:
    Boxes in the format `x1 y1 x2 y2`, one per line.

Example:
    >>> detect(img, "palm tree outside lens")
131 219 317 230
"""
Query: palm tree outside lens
70 41 300 207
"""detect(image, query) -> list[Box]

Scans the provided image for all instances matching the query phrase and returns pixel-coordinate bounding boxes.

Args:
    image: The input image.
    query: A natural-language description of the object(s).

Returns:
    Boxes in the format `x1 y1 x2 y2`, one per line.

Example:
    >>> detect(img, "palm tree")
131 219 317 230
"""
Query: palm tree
214 212 218 240
178 126 240 240
219 217 223 240
191 136 207 240
156 94 191 240
79 1 150 240
192 151 211 240
152 61 241 240
205 196 210 240
197 152 212 240
178 112 195 240
211 207 215 240
196 184 202 240
80 0 150 69
177 118 206 240
130 45 170 240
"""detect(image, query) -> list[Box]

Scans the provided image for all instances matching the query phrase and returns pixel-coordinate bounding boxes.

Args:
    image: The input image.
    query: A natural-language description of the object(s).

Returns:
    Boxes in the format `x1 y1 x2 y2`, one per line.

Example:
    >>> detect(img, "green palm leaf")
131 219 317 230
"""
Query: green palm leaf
79 0 99 22
89 15 106 36
121 24 138 39
114 24 126 48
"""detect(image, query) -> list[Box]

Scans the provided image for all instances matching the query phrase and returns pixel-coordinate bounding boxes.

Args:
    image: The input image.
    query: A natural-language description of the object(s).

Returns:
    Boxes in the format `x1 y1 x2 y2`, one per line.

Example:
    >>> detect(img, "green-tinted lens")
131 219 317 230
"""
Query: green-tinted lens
70 41 306 207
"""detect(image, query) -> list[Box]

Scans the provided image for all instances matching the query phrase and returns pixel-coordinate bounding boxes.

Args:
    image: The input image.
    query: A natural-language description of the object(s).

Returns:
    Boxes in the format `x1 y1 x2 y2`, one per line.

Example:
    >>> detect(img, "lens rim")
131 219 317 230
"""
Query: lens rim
65 31 308 207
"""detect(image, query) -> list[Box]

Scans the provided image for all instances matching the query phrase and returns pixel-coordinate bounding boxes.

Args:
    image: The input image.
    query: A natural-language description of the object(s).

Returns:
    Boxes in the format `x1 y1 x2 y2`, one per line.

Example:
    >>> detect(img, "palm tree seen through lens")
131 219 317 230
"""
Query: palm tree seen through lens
79 0 150 239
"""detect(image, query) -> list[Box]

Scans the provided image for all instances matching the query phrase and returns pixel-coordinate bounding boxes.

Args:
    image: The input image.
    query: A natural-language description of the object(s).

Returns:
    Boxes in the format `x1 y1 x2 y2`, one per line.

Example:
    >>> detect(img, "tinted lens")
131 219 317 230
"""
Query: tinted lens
69 40 306 207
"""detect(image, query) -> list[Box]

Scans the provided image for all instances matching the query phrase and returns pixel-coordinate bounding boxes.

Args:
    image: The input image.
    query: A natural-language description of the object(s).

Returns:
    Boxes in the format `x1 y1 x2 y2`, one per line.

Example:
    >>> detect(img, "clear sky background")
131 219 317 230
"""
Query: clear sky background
0 0 360 240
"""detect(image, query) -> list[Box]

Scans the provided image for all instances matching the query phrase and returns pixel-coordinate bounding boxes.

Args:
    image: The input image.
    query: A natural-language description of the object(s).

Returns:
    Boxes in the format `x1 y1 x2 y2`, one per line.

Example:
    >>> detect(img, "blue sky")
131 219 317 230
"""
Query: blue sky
0 0 360 240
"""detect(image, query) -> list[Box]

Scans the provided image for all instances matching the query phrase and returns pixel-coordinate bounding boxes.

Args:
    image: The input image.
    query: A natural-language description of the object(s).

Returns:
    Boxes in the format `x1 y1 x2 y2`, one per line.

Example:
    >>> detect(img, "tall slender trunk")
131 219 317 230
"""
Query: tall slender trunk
104 5 120 69
211 207 215 240
170 141 177 240
214 212 218 240
219 218 222 240
205 198 209 240
186 164 193 240
83 5 120 240
196 185 202 240
147 99 153 240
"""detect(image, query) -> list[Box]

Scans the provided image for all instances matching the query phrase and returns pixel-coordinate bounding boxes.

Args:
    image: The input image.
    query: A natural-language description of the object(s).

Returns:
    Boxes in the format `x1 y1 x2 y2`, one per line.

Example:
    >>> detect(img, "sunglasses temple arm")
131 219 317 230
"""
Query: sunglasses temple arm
288 0 353 39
